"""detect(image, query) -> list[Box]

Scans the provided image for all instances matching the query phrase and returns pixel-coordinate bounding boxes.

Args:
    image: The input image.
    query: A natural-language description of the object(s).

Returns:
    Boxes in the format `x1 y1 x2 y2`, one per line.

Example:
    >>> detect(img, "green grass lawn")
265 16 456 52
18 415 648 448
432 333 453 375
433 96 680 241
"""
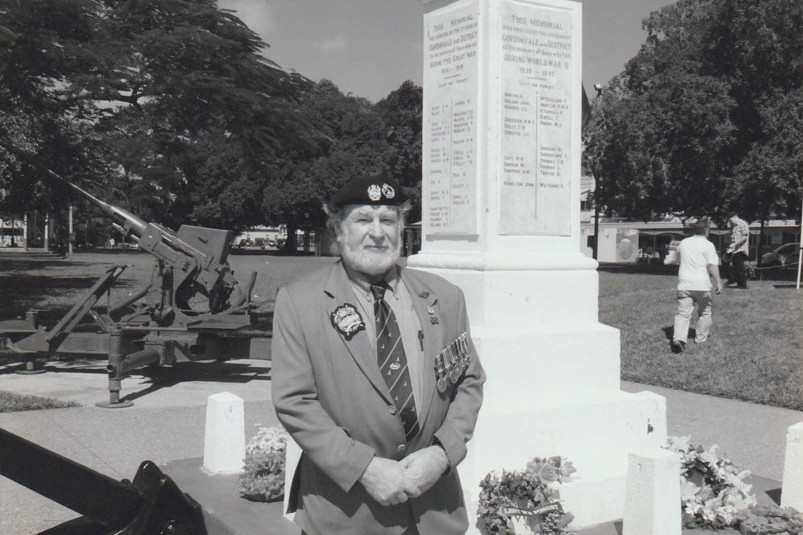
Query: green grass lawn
599 266 803 411
1 253 800 411
0 390 79 412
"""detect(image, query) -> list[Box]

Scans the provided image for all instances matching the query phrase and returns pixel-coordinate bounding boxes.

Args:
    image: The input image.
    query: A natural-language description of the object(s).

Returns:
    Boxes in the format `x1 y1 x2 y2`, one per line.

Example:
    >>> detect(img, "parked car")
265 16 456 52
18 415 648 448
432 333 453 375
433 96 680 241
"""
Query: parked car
759 242 800 268
663 240 682 265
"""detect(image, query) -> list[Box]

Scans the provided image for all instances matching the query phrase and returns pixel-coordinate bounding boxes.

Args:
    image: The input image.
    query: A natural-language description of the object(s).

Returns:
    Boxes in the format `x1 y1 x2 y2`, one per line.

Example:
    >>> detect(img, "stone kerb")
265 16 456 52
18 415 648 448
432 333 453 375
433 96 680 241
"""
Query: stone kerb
203 391 245 475
781 421 803 510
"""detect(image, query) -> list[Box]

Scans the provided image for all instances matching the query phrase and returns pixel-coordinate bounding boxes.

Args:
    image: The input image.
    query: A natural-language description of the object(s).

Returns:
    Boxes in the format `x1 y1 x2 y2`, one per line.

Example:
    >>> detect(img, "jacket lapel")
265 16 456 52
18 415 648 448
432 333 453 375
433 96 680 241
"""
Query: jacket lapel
323 261 393 405
400 268 444 427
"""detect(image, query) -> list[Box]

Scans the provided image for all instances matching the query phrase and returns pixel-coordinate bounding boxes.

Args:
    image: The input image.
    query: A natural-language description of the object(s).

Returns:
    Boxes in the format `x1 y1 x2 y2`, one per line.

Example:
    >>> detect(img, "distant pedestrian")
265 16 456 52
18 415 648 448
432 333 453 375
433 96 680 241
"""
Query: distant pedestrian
725 212 750 289
671 219 723 353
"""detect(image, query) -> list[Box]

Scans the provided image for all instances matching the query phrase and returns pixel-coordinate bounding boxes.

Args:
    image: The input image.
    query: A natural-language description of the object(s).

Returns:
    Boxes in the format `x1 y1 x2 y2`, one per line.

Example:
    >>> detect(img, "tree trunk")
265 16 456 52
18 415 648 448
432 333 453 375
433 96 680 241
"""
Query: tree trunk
283 218 298 255
757 218 765 263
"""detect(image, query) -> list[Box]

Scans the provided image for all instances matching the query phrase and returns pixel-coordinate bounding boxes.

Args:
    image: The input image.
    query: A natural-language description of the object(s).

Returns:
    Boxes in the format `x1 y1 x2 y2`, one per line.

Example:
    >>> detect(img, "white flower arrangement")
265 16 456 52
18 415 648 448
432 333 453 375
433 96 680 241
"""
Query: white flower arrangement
238 425 289 502
245 425 289 457
666 435 756 529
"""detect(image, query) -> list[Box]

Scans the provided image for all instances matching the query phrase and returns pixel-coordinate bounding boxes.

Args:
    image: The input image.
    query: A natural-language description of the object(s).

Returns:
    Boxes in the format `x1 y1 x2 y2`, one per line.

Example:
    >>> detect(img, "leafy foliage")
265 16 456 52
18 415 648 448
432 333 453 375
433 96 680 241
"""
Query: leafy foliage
376 80 424 222
0 0 315 232
585 0 803 223
477 457 575 535
238 425 289 503
736 505 803 535
261 79 422 252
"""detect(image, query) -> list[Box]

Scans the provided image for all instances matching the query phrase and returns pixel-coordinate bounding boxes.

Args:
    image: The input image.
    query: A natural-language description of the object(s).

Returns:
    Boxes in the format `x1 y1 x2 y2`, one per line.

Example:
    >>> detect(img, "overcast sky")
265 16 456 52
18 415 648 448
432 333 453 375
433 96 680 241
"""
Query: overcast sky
218 0 674 102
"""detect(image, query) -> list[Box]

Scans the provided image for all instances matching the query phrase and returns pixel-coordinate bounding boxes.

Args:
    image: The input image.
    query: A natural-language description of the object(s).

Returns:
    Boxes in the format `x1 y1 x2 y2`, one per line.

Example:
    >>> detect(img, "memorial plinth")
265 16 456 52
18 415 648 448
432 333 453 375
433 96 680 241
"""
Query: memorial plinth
410 0 667 528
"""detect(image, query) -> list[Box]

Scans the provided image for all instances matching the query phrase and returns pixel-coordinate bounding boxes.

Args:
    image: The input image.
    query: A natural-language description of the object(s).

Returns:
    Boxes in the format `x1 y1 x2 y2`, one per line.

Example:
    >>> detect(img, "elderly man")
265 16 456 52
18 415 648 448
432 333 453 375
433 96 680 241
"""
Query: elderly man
271 175 485 535
671 219 724 353
726 212 750 289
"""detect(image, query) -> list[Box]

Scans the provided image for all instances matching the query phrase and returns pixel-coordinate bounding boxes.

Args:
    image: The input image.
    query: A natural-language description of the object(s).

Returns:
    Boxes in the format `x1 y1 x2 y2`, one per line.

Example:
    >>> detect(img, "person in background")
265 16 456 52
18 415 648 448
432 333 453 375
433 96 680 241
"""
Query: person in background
271 174 485 535
671 219 724 353
725 212 750 289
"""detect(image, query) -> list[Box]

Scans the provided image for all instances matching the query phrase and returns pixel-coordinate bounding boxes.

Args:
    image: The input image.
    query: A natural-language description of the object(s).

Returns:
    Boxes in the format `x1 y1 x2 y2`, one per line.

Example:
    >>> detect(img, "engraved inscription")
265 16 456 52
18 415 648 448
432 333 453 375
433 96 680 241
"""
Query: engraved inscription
424 2 479 235
499 3 573 235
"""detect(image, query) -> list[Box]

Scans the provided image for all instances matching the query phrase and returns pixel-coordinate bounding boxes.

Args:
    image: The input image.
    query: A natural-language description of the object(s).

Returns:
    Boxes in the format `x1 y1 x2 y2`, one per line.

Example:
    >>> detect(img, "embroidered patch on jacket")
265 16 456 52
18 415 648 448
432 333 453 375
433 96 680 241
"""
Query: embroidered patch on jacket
331 304 365 340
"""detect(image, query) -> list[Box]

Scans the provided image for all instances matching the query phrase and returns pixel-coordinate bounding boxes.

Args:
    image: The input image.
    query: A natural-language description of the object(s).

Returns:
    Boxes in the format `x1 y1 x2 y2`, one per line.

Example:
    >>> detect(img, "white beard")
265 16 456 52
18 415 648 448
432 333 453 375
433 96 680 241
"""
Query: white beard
341 242 400 277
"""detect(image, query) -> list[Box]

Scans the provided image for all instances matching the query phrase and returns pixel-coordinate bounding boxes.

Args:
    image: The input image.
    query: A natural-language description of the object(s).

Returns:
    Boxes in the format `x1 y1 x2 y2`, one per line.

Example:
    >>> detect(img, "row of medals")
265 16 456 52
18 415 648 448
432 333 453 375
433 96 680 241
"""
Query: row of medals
434 332 470 393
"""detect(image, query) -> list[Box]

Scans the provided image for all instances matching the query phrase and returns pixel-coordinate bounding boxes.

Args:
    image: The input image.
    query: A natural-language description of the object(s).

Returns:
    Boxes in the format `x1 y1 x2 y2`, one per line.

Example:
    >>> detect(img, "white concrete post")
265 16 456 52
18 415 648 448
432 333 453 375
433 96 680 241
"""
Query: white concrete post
623 448 681 535
781 421 803 510
283 436 303 520
202 392 245 474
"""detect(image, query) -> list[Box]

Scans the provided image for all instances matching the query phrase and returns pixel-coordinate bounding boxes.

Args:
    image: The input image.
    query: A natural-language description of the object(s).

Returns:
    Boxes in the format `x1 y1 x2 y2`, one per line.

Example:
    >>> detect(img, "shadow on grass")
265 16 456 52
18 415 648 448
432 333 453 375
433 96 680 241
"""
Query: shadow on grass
0 272 139 322
599 261 800 282
598 262 679 276
660 325 700 341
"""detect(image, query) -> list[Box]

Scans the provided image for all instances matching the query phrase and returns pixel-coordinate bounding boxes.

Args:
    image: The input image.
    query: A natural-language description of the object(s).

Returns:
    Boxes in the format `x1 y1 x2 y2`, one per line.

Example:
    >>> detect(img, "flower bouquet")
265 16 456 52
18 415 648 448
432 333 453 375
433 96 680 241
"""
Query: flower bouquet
238 425 289 502
667 436 756 529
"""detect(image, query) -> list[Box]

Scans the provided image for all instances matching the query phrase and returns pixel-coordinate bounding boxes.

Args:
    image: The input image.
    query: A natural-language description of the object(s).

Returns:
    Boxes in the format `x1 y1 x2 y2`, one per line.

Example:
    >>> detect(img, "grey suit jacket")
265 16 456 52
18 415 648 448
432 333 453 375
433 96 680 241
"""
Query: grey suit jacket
271 259 485 535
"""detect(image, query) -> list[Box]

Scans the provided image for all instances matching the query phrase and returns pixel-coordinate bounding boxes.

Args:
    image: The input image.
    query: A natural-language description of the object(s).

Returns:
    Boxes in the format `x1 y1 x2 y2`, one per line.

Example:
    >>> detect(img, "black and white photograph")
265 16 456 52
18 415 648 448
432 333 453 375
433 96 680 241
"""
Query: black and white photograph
1 0 801 534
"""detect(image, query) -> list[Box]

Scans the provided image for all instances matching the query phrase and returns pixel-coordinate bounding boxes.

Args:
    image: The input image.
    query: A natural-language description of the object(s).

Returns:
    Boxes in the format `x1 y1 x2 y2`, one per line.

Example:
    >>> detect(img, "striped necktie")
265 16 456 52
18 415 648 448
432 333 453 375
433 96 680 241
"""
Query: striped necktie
371 282 419 441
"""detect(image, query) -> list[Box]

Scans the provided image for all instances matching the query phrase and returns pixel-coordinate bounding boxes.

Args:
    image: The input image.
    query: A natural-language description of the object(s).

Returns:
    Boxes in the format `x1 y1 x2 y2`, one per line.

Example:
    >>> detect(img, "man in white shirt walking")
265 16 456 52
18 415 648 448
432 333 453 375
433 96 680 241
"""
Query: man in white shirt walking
671 219 724 353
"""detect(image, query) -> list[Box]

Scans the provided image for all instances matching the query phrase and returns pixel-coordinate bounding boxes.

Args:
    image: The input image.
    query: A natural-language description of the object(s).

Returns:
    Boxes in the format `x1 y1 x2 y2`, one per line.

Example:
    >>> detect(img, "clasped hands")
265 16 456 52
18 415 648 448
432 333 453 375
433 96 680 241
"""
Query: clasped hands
359 446 449 506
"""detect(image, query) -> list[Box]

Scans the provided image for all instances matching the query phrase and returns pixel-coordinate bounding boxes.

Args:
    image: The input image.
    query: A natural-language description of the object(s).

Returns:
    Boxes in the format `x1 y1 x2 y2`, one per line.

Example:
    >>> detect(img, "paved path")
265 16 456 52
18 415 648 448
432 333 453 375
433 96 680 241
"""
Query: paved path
0 360 800 534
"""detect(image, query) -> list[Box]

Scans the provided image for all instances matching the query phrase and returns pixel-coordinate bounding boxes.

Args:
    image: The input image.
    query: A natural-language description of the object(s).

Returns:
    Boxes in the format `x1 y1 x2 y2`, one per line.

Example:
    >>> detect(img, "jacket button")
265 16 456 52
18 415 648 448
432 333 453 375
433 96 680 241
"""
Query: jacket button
397 444 407 454
388 406 397 415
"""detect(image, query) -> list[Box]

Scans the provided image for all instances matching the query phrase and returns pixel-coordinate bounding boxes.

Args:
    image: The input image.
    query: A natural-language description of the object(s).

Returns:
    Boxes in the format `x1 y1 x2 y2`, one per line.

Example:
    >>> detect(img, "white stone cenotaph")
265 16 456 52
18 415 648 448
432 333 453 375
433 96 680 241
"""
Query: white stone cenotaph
409 0 668 528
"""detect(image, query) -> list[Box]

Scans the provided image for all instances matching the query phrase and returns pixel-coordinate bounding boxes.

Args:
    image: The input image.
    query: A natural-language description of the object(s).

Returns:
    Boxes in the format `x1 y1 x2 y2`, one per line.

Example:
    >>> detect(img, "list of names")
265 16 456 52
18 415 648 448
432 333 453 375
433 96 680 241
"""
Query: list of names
424 1 479 235
498 3 573 235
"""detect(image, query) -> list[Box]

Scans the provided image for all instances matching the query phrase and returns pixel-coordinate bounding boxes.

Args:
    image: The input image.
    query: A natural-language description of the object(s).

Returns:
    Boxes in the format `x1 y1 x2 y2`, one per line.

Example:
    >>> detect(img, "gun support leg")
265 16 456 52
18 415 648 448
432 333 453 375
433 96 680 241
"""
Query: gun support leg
15 358 47 375
97 330 134 408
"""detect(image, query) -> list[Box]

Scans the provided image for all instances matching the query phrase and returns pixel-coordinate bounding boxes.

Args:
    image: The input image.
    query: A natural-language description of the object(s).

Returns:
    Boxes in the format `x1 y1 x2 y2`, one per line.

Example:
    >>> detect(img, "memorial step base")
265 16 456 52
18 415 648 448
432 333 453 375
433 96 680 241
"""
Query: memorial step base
462 389 668 530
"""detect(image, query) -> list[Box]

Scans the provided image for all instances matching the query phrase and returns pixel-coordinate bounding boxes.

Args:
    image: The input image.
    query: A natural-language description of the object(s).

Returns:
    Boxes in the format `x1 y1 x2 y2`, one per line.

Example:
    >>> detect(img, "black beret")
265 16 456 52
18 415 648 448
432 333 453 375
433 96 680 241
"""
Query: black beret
327 175 406 211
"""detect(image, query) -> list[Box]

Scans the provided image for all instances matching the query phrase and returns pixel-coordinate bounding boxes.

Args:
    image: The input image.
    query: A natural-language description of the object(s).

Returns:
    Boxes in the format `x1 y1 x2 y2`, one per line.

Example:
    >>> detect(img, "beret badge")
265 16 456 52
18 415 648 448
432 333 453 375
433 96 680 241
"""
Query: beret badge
381 183 395 199
367 184 382 201
331 303 365 340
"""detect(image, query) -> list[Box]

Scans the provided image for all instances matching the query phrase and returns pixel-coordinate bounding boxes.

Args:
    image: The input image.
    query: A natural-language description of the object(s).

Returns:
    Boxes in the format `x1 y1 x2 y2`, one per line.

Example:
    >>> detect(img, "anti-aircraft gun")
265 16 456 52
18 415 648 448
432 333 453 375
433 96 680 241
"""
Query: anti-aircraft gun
0 172 272 407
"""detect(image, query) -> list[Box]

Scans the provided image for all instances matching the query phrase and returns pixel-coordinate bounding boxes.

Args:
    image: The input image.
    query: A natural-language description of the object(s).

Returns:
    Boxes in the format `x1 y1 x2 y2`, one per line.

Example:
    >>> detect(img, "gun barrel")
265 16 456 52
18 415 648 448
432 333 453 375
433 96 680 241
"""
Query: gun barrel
0 428 143 529
50 170 148 237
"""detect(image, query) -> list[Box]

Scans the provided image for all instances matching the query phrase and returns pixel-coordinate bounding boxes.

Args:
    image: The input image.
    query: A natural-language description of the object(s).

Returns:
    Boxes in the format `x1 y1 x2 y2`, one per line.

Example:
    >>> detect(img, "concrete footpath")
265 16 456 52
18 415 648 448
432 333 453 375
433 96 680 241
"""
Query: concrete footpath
0 359 801 534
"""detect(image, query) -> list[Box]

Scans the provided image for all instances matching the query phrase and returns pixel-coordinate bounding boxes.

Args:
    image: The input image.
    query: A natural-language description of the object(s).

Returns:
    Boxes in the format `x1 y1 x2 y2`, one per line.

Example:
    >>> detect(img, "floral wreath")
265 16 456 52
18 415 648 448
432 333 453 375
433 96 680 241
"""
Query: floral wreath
477 457 575 535
666 436 756 529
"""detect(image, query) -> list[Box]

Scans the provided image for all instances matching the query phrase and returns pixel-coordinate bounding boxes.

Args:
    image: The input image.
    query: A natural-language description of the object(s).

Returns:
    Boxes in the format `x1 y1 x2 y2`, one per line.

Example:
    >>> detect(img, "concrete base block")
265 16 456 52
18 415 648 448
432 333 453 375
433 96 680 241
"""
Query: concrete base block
623 448 681 535
781 421 803 510
461 390 667 531
203 392 245 475
475 323 622 411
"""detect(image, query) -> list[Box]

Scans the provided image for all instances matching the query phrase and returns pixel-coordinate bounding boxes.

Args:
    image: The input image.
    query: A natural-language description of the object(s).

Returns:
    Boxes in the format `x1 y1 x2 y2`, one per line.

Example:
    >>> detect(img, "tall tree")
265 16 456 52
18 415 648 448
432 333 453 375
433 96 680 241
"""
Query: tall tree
376 80 423 222
584 0 803 224
262 80 392 253
0 0 316 233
